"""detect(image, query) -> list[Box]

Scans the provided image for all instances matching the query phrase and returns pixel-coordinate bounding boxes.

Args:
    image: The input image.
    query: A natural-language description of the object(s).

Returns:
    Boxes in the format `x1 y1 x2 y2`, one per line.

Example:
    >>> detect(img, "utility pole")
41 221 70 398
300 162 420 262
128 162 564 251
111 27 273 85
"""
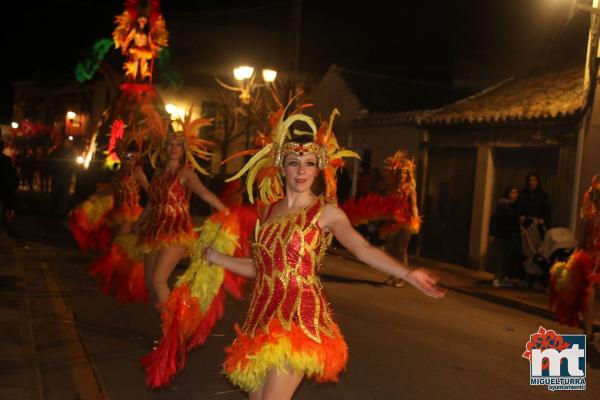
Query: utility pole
570 0 600 233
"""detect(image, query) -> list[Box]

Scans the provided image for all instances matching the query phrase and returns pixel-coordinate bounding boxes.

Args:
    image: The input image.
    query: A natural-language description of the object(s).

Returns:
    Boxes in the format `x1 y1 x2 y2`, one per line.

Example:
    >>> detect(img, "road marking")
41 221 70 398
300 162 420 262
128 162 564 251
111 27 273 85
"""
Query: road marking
213 389 242 396
40 258 105 399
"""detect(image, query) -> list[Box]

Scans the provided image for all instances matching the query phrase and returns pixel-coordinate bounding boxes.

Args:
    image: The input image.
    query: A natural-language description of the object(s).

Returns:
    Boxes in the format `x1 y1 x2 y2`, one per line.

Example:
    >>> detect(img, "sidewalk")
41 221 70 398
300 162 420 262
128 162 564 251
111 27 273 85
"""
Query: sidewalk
327 246 600 332
0 230 42 400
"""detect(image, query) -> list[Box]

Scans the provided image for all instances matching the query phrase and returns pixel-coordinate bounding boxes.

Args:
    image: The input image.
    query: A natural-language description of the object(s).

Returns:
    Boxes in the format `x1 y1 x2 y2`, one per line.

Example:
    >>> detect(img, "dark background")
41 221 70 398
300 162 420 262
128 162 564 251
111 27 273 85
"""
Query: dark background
0 0 590 121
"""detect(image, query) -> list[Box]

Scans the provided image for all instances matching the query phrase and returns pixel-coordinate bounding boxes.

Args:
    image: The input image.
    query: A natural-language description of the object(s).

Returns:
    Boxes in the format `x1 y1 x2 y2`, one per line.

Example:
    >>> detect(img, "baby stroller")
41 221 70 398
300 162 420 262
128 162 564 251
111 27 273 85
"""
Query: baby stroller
521 223 577 290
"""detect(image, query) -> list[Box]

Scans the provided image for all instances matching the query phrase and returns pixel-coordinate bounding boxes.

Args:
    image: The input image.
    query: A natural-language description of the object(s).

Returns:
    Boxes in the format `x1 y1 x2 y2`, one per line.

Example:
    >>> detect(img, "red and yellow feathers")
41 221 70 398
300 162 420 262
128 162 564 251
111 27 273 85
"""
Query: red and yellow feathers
549 250 593 327
224 319 347 393
141 205 258 388
68 193 114 253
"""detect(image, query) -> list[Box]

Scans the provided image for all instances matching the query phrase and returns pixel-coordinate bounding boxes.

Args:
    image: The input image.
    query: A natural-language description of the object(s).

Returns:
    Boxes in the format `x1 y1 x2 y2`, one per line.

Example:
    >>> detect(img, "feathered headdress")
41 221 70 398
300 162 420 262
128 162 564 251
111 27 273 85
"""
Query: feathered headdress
314 109 361 202
225 102 359 204
141 104 214 175
581 174 600 219
105 119 146 168
384 150 416 190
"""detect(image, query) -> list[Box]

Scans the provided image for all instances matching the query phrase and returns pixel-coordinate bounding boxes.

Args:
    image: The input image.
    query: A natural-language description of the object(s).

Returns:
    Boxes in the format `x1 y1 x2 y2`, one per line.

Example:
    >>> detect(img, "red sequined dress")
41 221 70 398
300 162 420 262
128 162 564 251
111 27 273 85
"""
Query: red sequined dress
107 169 142 226
224 196 348 392
137 168 196 253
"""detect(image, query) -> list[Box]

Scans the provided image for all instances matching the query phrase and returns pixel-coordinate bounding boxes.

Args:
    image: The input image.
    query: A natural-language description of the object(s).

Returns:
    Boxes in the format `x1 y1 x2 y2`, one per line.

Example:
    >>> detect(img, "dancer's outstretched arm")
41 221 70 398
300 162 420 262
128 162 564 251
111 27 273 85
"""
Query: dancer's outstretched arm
320 204 445 299
206 249 255 278
180 168 228 212
410 189 419 220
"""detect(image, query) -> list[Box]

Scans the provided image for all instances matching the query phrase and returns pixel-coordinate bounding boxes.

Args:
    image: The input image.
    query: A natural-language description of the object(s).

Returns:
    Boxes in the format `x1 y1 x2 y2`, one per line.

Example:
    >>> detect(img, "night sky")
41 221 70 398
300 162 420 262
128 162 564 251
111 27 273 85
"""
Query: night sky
0 0 589 121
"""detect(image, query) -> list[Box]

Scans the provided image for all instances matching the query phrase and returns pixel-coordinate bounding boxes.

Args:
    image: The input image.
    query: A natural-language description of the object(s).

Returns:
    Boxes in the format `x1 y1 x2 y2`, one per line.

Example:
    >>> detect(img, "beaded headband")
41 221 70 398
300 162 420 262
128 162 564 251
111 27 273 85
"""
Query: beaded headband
273 141 329 169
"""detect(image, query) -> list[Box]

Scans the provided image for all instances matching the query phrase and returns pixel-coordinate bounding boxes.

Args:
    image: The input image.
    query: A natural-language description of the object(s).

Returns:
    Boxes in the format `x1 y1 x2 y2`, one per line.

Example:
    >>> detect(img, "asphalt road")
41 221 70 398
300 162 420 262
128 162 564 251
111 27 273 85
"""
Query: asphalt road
11 212 600 400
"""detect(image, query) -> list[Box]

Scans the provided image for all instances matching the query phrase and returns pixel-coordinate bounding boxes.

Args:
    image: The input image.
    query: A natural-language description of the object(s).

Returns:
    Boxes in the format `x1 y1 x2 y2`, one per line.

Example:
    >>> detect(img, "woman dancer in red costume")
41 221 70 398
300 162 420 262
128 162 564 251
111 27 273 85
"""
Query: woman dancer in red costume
104 141 150 234
381 150 420 288
206 109 445 400
87 133 151 302
550 174 600 342
135 109 228 307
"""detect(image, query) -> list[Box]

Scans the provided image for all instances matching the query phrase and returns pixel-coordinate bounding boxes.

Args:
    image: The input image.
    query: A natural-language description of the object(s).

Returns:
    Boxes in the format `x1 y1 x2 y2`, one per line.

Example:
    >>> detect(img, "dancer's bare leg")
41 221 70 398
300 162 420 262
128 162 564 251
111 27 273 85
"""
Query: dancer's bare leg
144 251 159 305
260 368 303 400
583 284 596 338
397 227 411 267
152 245 187 305
249 387 263 400
384 232 399 284
385 228 411 286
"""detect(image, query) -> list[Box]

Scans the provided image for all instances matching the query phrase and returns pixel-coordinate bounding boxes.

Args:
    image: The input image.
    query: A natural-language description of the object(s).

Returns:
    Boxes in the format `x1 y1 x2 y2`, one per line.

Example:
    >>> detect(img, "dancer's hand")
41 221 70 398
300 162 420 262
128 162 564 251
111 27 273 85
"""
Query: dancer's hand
205 247 216 264
405 268 446 299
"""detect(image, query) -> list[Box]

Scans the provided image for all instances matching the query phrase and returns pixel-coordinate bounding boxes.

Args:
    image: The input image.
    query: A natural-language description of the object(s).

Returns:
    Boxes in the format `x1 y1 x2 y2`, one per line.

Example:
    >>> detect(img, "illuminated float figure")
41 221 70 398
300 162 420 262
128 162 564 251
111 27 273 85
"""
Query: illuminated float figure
113 0 168 83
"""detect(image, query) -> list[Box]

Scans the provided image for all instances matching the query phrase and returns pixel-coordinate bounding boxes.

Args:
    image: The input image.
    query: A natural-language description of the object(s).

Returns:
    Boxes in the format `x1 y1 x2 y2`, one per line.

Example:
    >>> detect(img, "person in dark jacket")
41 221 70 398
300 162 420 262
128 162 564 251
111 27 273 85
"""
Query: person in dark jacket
489 186 521 287
517 173 550 235
48 138 77 220
0 140 19 230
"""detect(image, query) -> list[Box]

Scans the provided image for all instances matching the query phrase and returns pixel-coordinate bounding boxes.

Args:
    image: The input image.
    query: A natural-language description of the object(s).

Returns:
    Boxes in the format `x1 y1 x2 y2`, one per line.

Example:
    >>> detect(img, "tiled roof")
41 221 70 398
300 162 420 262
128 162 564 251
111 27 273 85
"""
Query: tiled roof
417 66 587 126
352 110 423 127
336 66 464 113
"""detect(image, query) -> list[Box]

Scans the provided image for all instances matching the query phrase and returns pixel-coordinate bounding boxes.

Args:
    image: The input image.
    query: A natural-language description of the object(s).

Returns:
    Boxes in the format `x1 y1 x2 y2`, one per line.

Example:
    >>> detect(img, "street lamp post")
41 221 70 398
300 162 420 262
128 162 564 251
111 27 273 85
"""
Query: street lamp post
216 65 277 151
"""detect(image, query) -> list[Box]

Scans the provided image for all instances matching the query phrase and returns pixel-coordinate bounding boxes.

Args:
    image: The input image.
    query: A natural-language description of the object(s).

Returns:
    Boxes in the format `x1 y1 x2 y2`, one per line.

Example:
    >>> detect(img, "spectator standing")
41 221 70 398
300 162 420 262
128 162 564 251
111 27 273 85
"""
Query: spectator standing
48 138 77 220
0 140 19 230
489 186 521 287
518 173 550 235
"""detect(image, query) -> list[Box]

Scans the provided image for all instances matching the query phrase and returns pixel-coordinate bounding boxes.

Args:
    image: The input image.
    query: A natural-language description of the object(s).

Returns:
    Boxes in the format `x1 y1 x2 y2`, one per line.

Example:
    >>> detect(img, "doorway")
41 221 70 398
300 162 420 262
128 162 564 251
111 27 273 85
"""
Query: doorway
421 147 477 265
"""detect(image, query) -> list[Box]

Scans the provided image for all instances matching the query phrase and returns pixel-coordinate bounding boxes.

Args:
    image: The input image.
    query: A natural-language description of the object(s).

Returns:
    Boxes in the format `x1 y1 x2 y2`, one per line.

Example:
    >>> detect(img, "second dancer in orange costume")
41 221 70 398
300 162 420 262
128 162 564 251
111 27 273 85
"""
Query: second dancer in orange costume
381 150 420 288
106 151 149 234
135 107 228 307
88 132 151 302
207 107 445 400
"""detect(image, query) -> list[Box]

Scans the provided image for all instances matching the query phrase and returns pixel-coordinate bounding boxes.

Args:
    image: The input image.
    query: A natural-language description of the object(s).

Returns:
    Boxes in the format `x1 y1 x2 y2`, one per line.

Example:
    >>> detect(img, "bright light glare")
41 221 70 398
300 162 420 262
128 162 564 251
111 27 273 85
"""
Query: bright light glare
165 104 177 114
234 65 254 81
11 122 18 129
66 111 77 120
84 134 97 170
76 156 84 164
68 135 74 141
262 69 277 83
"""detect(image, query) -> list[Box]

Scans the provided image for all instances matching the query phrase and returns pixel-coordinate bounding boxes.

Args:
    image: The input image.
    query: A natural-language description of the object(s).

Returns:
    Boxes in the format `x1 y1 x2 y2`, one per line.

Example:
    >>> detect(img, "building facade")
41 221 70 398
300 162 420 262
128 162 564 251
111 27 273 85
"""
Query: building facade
417 65 587 269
